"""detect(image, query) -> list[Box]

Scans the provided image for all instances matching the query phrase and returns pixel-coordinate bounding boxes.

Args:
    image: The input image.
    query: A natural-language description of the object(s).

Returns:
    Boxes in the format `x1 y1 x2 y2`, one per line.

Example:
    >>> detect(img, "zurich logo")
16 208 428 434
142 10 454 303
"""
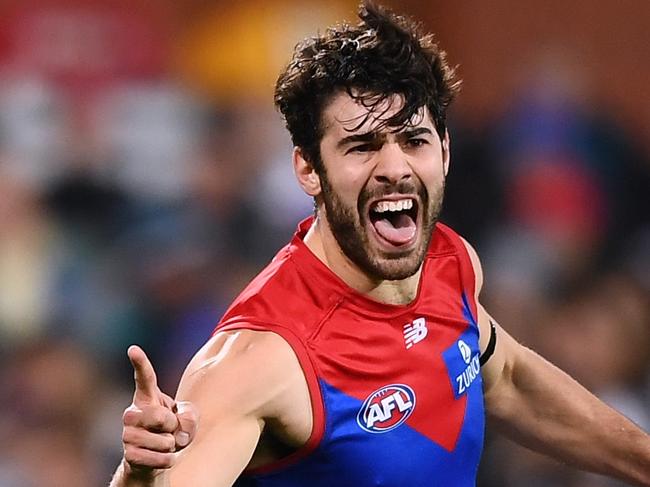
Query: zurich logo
356 384 416 433
458 339 472 364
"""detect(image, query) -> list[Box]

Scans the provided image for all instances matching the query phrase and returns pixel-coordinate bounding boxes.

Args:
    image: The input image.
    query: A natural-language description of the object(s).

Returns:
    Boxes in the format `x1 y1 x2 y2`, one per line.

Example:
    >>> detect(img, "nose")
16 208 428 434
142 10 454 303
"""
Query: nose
373 142 412 185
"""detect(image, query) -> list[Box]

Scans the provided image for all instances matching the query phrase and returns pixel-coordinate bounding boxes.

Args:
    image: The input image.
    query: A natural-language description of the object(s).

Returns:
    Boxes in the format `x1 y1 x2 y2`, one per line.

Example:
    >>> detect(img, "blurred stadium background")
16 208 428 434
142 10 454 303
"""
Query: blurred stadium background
0 0 647 485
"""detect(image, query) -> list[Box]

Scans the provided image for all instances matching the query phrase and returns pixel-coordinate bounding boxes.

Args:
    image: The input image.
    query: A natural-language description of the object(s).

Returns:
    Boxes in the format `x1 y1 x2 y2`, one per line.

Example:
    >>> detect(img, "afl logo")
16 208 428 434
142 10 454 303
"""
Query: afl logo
356 384 416 433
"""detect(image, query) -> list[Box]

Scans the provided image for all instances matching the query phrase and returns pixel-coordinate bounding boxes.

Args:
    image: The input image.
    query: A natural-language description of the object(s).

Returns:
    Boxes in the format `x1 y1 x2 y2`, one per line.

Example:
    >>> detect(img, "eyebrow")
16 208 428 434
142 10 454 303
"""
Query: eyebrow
336 127 434 150
336 132 378 150
401 127 434 139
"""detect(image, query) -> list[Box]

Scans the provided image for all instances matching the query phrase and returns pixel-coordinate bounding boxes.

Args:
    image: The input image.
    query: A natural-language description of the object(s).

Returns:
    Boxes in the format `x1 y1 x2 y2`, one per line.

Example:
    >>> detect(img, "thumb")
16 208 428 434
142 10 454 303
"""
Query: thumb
173 401 199 450
127 345 160 404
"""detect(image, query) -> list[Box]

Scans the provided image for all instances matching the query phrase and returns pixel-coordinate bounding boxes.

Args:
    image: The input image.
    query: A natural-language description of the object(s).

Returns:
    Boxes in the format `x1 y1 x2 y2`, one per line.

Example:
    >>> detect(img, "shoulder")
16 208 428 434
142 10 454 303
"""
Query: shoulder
433 222 484 296
458 236 484 295
177 329 302 420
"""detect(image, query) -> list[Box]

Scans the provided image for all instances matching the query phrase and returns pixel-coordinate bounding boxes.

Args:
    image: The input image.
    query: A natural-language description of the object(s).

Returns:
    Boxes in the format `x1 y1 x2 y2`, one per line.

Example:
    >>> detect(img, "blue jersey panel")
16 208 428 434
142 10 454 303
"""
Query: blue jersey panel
236 378 484 487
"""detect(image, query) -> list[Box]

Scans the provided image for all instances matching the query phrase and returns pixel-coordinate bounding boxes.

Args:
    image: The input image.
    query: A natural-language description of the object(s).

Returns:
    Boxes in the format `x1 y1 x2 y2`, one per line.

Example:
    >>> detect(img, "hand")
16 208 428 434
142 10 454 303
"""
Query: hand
121 345 198 478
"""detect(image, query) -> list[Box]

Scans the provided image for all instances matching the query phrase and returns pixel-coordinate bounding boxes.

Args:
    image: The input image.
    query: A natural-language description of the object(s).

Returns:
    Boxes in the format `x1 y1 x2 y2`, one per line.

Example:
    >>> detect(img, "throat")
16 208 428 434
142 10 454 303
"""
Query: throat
365 267 423 305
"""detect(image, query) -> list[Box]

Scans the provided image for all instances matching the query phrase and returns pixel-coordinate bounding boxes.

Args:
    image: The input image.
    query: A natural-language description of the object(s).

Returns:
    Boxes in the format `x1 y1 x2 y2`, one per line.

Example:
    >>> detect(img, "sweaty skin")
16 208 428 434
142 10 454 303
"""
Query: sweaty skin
110 93 650 487
301 93 448 299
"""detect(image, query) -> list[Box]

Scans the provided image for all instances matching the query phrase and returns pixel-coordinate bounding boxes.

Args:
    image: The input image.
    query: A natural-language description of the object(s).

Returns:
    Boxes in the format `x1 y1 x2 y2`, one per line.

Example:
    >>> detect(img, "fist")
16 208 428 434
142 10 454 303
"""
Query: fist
121 346 198 476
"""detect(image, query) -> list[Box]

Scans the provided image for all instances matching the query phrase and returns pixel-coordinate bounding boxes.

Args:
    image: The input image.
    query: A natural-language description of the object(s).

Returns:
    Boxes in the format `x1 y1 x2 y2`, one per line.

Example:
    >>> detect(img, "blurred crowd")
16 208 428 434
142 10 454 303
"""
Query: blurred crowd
0 1 647 486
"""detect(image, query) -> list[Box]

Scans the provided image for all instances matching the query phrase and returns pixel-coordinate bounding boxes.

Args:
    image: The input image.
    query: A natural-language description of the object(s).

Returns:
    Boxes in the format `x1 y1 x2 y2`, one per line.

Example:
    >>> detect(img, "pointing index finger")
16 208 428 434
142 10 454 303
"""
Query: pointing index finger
128 345 160 403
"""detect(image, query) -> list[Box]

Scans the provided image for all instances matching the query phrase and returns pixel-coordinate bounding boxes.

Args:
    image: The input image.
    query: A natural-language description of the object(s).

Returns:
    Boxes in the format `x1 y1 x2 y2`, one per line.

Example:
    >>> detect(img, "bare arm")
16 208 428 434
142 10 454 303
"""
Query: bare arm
111 330 305 487
462 239 650 486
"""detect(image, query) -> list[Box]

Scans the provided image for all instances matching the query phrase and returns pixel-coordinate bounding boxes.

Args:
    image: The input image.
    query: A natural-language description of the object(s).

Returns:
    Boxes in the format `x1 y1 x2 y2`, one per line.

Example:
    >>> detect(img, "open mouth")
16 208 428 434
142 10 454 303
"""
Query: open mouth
368 197 419 247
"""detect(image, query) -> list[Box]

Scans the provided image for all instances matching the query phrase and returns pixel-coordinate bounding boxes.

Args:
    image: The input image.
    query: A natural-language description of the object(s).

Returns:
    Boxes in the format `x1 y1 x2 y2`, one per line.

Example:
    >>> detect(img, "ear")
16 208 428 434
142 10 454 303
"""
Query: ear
293 147 321 197
442 131 451 177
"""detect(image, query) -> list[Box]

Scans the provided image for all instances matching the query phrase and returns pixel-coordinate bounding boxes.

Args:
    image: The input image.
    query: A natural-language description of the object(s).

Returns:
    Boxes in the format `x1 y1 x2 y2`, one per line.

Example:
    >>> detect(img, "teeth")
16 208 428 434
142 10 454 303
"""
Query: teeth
372 198 414 213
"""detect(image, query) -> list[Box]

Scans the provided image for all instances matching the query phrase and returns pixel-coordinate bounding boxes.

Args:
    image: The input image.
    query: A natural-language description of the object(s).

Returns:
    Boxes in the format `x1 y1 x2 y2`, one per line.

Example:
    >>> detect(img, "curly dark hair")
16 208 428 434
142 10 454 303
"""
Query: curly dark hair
274 1 461 173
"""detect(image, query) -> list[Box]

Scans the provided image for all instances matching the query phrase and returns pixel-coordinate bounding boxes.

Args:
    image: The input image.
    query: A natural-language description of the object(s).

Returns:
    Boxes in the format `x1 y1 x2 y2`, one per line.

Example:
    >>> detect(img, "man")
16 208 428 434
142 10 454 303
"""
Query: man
110 3 650 486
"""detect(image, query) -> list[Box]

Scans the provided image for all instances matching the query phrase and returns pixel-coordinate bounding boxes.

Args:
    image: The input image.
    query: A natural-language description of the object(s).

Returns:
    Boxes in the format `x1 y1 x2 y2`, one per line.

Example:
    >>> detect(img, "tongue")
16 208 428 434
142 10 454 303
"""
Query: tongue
373 213 417 245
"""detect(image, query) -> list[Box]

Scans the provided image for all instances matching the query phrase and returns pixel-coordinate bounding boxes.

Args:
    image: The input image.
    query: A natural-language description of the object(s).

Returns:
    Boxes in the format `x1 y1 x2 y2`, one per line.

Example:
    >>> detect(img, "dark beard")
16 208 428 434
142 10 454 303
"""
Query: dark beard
319 171 443 281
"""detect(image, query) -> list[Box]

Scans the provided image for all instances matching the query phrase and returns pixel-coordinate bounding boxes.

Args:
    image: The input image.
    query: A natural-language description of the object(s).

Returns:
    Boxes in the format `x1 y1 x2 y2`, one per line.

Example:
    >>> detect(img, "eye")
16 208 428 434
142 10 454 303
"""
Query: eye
346 143 374 154
406 138 429 148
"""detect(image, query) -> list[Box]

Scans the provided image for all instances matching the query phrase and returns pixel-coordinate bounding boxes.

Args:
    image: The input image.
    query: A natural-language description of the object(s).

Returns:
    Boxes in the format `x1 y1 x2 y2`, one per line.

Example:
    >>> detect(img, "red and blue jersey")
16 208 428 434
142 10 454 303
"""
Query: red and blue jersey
216 217 485 486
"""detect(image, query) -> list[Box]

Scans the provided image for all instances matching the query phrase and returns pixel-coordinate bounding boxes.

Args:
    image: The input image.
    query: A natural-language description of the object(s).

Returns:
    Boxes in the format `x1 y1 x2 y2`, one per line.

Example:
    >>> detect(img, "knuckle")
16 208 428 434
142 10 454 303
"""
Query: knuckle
149 410 167 428
123 446 140 465
122 406 140 425
122 426 139 445
125 448 174 470
158 453 175 469
161 393 176 409
164 434 176 452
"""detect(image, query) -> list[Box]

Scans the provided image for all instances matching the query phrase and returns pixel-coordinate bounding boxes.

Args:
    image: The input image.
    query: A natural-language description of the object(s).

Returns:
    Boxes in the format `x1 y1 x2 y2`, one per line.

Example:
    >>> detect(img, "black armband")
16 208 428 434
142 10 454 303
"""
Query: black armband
479 319 497 366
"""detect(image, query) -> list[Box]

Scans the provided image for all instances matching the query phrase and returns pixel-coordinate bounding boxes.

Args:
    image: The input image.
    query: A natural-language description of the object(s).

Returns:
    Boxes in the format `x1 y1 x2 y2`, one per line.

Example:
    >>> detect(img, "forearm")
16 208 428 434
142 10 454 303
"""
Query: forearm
109 460 169 487
486 345 650 486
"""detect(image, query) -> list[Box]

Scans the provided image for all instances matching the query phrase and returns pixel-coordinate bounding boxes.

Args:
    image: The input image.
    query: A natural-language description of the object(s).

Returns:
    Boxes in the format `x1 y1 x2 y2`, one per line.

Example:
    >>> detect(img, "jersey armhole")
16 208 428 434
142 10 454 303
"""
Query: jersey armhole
436 224 480 329
217 321 326 475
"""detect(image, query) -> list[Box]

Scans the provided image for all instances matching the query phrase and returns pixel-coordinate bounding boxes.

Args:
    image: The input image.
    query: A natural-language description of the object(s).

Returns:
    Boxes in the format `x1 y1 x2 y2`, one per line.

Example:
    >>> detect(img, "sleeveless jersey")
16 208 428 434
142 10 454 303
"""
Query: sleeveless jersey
215 217 485 487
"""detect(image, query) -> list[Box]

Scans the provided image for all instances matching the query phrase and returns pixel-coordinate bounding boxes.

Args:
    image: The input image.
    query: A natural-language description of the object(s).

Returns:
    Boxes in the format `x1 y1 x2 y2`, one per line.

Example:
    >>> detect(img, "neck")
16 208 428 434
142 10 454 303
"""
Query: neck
303 215 422 305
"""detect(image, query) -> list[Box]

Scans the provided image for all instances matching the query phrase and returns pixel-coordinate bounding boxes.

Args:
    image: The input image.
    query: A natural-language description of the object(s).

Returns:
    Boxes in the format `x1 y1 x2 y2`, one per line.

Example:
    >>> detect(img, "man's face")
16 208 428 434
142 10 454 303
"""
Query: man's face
314 92 448 281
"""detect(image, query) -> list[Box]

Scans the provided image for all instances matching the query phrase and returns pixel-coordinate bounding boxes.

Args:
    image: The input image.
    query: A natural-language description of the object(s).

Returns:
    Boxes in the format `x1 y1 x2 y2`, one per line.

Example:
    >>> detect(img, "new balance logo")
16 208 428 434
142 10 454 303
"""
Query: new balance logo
403 317 428 349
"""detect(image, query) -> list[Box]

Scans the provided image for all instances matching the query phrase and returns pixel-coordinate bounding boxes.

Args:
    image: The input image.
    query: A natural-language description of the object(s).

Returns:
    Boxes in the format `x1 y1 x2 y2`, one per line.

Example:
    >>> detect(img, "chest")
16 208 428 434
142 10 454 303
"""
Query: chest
284 289 484 485
313 292 482 441
237 248 485 486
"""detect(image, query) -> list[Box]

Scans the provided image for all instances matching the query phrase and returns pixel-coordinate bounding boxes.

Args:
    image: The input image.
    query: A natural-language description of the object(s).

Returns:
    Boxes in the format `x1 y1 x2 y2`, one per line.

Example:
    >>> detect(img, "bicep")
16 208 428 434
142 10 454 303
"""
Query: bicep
476 304 520 403
477 304 548 427
459 237 528 416
167 330 286 487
